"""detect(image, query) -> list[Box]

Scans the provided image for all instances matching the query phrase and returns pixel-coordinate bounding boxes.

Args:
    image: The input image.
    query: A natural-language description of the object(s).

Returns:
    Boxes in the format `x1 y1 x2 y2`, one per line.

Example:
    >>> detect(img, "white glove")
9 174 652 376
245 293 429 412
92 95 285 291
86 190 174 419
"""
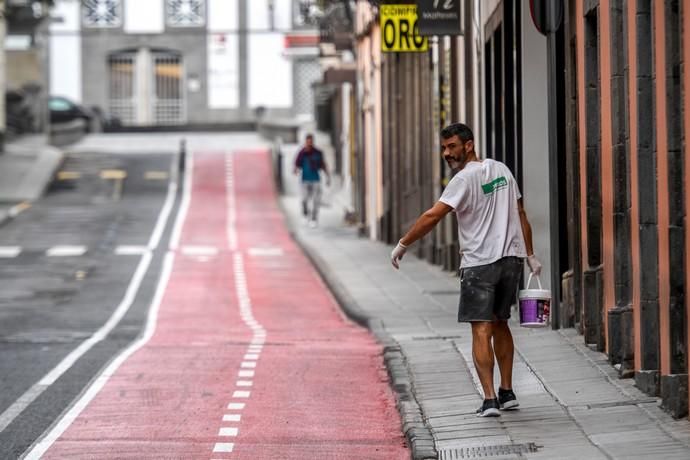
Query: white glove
391 241 408 269
527 254 542 276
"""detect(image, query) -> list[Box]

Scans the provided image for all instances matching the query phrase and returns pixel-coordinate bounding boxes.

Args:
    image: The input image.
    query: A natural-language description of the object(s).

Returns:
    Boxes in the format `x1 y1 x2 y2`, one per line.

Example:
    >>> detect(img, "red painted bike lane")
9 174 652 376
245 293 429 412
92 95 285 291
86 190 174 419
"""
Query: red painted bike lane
37 149 409 459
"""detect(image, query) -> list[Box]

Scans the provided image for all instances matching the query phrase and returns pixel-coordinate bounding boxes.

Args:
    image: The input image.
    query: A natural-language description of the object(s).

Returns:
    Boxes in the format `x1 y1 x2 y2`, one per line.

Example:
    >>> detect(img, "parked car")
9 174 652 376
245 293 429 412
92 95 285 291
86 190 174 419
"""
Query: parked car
49 96 95 132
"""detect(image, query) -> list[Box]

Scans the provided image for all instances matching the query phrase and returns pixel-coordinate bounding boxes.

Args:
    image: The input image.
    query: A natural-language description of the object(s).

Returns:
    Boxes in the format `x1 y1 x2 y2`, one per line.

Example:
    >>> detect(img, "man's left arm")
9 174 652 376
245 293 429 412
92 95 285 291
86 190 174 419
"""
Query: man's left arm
391 201 454 269
319 151 331 185
517 198 542 275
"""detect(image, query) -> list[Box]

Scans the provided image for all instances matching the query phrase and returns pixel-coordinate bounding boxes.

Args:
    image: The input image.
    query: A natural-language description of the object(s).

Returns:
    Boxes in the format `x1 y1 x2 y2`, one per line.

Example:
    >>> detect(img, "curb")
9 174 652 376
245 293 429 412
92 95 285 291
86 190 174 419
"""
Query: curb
289 228 437 460
0 202 33 229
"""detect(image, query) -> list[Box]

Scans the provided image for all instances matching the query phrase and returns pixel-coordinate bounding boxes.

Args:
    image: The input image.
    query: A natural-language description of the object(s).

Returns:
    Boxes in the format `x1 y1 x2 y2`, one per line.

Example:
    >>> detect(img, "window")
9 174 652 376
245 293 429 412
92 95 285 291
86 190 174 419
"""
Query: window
167 0 205 27
48 98 74 112
83 0 122 28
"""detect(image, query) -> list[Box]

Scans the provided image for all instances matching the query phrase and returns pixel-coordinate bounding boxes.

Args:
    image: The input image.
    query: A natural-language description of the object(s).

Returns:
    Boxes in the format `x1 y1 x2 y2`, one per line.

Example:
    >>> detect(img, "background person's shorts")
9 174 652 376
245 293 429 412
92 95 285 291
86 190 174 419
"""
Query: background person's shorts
457 256 523 322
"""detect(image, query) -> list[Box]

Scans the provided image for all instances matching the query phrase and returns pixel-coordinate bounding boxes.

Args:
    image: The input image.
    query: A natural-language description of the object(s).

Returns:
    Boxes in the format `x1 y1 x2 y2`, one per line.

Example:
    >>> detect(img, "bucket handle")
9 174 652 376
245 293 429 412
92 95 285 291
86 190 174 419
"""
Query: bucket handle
526 272 543 290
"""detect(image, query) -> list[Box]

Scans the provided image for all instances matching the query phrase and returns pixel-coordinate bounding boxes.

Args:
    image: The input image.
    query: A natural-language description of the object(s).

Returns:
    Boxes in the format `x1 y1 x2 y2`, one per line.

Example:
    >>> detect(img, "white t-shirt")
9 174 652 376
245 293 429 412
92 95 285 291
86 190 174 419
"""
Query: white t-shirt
439 159 527 268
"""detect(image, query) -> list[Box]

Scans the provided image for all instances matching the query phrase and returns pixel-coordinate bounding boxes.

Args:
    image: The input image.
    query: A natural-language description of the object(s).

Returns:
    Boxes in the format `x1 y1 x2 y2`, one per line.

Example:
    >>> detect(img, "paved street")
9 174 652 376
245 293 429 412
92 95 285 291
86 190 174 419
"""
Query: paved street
2 132 690 459
0 133 408 459
0 143 176 457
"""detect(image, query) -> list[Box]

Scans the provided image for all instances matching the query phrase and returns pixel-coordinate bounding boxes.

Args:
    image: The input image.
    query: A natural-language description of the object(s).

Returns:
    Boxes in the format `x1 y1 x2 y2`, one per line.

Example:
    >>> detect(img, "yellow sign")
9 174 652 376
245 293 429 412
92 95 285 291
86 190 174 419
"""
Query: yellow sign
380 4 428 52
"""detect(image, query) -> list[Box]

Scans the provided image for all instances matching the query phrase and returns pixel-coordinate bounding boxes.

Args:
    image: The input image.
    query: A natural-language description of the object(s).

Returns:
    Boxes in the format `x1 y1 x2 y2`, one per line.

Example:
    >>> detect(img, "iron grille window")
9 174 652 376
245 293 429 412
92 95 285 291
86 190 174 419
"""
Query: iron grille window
166 0 205 27
83 0 122 28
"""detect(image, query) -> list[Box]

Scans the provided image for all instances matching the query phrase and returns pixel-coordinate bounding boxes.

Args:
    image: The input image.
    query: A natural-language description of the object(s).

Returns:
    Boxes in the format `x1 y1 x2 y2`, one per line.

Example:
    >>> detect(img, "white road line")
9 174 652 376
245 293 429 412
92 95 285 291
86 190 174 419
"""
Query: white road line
213 152 270 456
169 149 193 250
24 252 176 460
180 245 218 256
115 245 149 256
223 414 241 422
0 246 21 258
219 427 239 437
46 246 87 257
213 443 234 453
18 163 181 456
248 247 284 257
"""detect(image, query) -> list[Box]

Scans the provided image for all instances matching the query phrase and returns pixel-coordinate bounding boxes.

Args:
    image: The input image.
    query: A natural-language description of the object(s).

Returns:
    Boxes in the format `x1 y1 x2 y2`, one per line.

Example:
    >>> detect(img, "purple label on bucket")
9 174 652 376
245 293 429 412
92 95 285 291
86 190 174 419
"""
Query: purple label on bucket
519 298 550 324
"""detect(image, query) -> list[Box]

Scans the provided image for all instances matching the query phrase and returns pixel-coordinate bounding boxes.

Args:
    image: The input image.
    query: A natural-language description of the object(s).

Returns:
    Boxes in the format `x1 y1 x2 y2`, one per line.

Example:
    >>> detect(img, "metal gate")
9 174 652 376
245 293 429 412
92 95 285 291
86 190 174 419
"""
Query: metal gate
108 53 136 125
108 49 185 126
153 52 185 125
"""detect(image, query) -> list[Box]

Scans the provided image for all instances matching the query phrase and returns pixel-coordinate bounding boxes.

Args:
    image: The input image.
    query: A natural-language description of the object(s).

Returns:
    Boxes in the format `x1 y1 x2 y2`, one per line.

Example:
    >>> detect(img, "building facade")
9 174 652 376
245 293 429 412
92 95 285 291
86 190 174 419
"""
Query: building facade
49 0 320 127
333 0 690 419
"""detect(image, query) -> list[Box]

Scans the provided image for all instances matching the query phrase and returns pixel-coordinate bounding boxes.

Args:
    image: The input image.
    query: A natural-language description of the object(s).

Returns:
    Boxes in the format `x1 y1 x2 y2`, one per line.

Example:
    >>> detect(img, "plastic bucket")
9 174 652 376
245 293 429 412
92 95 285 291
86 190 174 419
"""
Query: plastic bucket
518 273 551 328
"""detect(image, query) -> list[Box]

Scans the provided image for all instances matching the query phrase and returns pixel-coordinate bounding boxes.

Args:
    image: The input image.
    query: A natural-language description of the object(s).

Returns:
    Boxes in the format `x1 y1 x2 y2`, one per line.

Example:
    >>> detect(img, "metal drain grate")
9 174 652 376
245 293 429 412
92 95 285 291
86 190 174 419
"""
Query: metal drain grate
438 442 541 459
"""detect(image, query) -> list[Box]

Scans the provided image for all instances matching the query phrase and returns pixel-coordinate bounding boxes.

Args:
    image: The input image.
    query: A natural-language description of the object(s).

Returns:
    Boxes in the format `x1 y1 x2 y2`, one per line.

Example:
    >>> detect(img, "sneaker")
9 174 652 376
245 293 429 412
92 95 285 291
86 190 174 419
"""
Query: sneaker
308 220 318 228
476 398 501 417
498 388 519 410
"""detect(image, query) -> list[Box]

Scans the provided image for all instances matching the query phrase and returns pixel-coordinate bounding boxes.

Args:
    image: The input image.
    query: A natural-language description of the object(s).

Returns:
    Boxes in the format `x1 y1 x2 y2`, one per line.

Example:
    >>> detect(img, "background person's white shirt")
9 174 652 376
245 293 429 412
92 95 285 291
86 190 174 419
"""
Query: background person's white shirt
439 159 527 268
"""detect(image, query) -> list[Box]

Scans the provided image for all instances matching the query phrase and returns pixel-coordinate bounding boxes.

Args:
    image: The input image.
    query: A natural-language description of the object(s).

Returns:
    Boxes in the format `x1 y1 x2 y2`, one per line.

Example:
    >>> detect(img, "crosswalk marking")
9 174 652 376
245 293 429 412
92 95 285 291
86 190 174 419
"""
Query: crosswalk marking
46 246 87 257
144 171 169 180
0 246 21 258
57 171 81 180
100 169 127 180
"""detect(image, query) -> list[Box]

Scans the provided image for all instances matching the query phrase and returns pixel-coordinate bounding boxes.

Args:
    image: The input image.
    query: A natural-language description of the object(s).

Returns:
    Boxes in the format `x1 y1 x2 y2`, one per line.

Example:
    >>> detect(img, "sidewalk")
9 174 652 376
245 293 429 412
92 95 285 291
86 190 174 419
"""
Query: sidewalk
0 135 63 226
279 158 690 459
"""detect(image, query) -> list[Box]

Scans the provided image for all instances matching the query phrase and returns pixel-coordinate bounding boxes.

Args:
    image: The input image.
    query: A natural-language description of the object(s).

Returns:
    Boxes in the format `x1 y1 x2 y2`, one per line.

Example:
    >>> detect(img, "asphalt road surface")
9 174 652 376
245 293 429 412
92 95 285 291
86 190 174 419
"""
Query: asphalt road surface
0 133 408 460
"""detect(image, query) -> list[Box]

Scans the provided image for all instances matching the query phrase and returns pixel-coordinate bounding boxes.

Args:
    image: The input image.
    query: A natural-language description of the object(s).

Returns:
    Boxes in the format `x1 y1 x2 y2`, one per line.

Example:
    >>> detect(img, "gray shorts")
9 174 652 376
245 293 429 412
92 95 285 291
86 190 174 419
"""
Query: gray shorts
458 256 523 322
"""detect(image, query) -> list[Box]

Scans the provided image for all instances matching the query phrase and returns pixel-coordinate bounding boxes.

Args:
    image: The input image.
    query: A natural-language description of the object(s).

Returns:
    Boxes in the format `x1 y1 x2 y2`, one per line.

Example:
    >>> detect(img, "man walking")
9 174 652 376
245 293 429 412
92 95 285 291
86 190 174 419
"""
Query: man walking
390 123 542 417
294 134 330 228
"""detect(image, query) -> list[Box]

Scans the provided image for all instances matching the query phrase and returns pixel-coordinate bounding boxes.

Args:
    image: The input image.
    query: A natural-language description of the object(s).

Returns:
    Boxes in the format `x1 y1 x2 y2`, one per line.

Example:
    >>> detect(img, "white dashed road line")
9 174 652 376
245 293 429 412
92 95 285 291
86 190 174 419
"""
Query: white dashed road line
46 246 87 257
0 246 21 258
213 443 234 453
180 245 219 257
115 245 149 256
212 152 269 457
219 427 239 437
248 247 284 257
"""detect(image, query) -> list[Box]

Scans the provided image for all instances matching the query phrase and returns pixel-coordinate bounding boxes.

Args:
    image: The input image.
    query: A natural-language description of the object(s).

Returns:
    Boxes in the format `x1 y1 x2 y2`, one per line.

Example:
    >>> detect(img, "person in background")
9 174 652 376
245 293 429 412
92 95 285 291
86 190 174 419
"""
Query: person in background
294 134 330 228
390 123 542 417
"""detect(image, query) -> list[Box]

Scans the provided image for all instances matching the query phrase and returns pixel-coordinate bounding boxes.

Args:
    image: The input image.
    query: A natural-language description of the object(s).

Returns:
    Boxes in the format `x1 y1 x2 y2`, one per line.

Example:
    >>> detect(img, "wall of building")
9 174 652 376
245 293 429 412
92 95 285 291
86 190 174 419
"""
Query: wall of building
519 0 552 289
49 0 316 126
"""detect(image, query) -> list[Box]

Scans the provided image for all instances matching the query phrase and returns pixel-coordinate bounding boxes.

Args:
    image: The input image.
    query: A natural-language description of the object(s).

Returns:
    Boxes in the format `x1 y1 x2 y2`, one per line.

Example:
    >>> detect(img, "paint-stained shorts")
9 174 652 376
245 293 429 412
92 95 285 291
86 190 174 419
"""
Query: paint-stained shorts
458 256 523 322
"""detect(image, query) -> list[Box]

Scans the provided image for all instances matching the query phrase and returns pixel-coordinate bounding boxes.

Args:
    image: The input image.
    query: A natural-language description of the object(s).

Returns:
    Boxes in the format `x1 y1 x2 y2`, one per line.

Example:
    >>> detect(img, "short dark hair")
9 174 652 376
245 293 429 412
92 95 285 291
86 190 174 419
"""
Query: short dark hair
440 123 474 142
305 133 314 140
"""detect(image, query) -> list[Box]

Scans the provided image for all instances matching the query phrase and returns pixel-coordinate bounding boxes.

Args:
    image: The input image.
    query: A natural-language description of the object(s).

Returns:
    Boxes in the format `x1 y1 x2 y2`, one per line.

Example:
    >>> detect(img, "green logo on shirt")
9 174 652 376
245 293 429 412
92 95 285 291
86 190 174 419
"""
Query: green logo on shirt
482 177 508 195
